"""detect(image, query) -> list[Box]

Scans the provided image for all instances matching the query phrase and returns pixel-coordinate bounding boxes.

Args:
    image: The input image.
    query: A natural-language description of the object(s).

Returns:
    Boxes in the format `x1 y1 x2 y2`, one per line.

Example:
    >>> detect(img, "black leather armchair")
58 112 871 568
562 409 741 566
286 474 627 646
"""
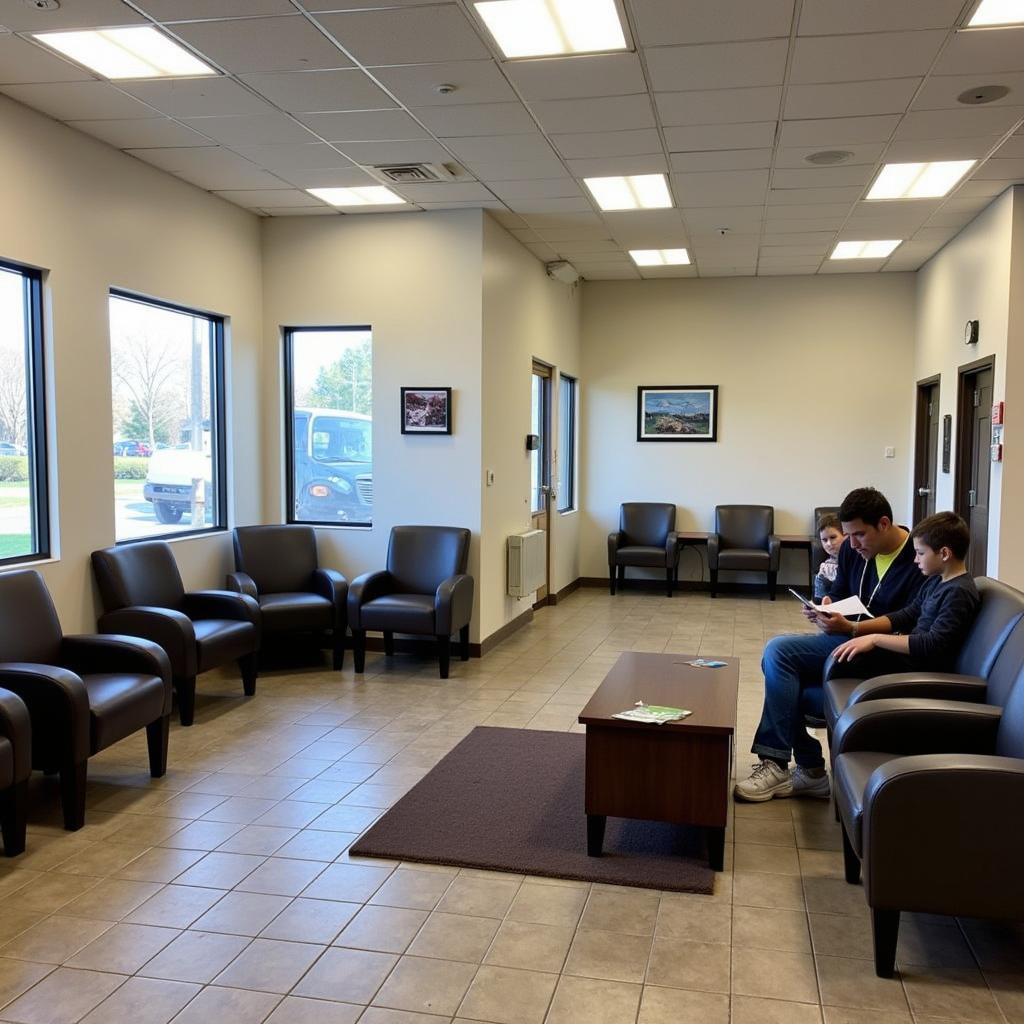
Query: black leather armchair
832 664 1024 977
708 504 780 599
348 526 473 679
0 570 172 831
607 503 679 597
92 541 260 727
810 505 840 579
0 687 30 855
228 525 348 670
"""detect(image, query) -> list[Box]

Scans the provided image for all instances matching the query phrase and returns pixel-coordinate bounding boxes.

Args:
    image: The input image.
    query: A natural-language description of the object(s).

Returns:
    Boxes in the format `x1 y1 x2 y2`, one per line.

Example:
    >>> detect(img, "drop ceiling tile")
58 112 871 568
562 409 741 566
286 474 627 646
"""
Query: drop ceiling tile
580 267 641 279
490 211 527 228
772 165 874 188
214 188 322 207
779 115 900 146
417 199 504 208
120 78 273 117
565 154 668 177
530 95 656 135
682 206 763 228
569 254 633 266
396 181 495 202
672 169 769 206
1 81 156 120
758 230 836 245
0 0 146 30
764 202 852 219
954 178 1014 197
819 259 886 272
844 217 929 236
767 185 864 203
895 106 1024 139
522 241 558 260
552 129 662 160
274 166 380 188
774 142 884 167
797 0 963 35
973 157 1024 180
670 149 772 172
139 0 295 18
601 210 686 233
304 0 444 9
632 0 793 45
664 122 778 150
759 265 821 274
298 109 428 141
790 31 946 84
925 209 981 228
313 7 489 65
0 35 94 83
700 268 755 276
259 206 340 215
67 117 212 149
503 52 646 101
125 145 290 188
933 26 1024 75
441 133 556 166
554 239 622 254
469 155 569 179
487 179 581 200
181 113 320 145
370 60 513 107
229 142 355 172
506 197 594 214
331 138 454 164
759 247 828 259
849 198 943 221
939 194 994 214
169 16 352 74
638 265 698 277
522 211 603 231
646 40 789 91
997 135 1024 159
239 69 396 113
784 78 920 119
411 102 535 137
762 216 844 231
911 226 962 244
656 87 781 126
914 73 1024 111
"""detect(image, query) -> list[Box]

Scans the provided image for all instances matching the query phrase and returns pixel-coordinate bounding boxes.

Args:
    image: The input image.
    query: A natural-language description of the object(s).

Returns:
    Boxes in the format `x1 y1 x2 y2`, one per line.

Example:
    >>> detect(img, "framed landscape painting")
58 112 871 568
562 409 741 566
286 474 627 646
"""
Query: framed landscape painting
637 385 718 442
401 387 452 434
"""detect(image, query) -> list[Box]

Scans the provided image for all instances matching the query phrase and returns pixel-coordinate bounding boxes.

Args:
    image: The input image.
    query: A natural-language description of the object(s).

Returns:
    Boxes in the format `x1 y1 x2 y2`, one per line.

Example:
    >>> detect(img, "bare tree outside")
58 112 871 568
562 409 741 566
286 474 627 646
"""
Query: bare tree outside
0 267 32 558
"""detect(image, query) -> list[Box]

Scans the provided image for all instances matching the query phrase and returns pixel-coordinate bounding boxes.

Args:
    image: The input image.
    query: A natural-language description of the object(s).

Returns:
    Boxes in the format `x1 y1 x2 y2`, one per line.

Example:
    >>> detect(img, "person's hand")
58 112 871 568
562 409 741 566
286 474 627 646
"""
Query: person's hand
833 634 877 662
814 608 854 635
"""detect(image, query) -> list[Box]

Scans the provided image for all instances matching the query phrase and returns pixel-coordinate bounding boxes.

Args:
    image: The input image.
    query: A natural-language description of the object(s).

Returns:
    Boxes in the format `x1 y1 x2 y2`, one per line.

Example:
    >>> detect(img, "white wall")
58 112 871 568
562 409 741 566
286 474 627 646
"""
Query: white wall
579 274 917 584
481 214 581 639
0 95 263 631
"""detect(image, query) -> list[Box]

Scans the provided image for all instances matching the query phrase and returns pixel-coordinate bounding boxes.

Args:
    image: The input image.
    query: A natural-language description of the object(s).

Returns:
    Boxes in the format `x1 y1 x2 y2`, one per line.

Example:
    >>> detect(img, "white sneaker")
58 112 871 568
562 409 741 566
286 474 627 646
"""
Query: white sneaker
791 766 831 799
734 760 793 802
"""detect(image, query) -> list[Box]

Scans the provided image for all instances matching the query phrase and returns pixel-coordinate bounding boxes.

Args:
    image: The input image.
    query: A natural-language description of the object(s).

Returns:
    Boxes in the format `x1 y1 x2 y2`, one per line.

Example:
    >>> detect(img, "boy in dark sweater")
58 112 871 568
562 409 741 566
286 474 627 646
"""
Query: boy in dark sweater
832 511 979 672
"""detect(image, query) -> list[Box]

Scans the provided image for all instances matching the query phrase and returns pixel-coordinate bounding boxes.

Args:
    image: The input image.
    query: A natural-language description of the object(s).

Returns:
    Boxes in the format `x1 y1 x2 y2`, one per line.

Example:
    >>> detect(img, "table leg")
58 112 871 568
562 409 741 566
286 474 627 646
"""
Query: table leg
587 815 606 856
706 826 725 871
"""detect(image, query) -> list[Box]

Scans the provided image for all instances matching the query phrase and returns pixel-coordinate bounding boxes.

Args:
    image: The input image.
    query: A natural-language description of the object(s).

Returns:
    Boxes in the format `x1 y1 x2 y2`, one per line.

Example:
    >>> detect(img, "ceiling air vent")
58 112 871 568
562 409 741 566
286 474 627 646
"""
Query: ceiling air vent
370 162 460 183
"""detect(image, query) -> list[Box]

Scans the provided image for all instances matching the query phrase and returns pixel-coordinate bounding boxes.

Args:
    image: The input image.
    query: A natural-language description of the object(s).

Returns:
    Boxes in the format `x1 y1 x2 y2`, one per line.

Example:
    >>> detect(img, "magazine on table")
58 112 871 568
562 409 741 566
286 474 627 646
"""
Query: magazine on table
613 702 692 725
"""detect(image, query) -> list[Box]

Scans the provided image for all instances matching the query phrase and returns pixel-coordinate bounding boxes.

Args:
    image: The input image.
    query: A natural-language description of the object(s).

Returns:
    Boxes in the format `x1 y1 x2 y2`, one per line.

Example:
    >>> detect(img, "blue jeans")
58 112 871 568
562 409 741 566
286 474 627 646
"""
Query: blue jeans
752 632 846 769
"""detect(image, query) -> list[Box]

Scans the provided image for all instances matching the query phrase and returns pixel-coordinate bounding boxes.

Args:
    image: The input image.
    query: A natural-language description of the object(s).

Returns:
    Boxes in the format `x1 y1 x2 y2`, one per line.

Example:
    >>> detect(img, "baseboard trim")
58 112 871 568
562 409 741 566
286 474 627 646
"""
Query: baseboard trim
547 578 582 606
479 606 534 656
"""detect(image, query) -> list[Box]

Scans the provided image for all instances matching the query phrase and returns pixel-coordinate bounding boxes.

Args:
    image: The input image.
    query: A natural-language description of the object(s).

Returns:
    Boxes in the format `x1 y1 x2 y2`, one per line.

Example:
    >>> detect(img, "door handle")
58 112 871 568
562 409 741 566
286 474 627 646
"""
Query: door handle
917 487 932 496
968 489 977 506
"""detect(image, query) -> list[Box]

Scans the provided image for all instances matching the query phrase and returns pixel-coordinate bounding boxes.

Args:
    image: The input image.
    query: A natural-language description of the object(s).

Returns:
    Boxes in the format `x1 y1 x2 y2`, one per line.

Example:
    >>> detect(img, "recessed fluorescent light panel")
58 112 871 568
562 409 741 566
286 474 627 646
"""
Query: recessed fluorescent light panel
968 0 1024 25
831 240 902 259
474 0 627 59
584 174 672 211
307 186 406 207
33 27 215 79
630 249 690 266
866 161 976 200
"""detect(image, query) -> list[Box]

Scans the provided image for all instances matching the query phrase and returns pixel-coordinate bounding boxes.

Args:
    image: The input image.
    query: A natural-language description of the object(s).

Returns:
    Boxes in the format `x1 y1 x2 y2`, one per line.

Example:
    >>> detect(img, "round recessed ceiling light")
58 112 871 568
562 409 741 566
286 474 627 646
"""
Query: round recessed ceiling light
957 84 1010 105
22 0 60 8
804 150 854 165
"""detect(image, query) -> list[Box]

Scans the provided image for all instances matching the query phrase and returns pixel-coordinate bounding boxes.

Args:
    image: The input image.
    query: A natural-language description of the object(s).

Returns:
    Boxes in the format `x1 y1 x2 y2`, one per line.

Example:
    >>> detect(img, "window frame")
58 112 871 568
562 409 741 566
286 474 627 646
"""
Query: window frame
109 288 227 545
283 325 373 530
0 258 50 567
557 372 577 514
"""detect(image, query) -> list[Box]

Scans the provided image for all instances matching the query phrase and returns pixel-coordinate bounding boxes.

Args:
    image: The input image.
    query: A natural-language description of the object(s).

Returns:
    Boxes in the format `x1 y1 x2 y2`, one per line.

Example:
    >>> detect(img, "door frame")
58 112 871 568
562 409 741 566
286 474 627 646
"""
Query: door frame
531 359 553 606
954 354 995 520
913 374 940 523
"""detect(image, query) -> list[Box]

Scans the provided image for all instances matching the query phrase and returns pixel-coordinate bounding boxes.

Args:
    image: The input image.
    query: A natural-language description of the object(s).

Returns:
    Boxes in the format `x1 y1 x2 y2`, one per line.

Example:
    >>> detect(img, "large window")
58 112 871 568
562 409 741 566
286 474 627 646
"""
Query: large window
557 373 577 513
109 292 225 542
284 327 372 527
0 260 48 564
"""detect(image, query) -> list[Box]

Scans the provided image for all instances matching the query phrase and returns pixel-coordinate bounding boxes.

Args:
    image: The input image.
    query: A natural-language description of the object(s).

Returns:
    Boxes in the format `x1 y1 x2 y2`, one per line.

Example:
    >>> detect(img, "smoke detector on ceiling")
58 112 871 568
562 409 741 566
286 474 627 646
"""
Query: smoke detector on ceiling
804 150 854 165
22 0 60 8
368 162 463 184
957 84 1010 105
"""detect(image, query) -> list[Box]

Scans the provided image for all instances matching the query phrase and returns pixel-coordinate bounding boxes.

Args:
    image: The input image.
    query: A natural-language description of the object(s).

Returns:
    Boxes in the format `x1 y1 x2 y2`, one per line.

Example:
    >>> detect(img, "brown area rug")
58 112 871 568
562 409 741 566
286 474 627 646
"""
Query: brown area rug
350 726 715 894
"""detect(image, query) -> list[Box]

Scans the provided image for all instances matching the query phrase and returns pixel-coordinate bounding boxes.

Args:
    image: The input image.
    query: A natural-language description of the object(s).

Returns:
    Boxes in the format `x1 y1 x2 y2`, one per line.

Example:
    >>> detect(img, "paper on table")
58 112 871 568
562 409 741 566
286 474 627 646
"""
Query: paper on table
813 595 870 618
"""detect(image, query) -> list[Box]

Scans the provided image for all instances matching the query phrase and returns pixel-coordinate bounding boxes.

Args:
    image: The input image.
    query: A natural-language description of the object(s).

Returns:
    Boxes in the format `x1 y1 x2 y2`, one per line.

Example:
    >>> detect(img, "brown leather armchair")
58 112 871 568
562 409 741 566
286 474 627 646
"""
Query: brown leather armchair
91 541 260 727
0 687 31 855
832 666 1024 977
0 570 172 831
228 525 348 670
608 503 679 597
348 526 473 679
708 504 780 599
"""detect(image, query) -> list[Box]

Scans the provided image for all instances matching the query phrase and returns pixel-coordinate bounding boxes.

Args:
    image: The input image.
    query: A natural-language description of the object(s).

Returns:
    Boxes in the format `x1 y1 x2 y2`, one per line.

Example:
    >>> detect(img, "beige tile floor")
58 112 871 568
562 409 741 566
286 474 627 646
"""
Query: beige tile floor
2 588 1023 1024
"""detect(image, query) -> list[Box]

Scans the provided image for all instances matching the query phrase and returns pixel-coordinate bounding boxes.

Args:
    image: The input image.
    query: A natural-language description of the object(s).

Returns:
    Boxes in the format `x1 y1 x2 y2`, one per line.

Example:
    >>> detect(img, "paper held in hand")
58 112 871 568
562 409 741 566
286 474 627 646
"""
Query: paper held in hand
788 589 871 618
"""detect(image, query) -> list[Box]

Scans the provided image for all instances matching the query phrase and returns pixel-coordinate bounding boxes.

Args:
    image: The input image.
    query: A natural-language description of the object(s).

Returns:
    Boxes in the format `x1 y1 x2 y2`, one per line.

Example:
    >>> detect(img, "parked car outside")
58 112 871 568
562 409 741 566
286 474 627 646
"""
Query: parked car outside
0 441 26 457
293 408 372 523
113 440 152 457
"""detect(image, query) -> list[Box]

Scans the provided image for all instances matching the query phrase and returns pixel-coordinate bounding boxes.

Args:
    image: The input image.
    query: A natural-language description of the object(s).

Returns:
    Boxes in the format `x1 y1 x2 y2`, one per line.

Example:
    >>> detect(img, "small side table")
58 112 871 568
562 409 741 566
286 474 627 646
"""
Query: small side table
778 534 814 593
675 532 710 583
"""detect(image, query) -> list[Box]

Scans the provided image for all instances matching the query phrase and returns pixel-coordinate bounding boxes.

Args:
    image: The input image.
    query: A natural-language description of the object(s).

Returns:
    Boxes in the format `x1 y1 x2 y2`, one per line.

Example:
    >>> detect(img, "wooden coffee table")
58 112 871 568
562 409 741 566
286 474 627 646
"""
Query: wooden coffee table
578 652 739 871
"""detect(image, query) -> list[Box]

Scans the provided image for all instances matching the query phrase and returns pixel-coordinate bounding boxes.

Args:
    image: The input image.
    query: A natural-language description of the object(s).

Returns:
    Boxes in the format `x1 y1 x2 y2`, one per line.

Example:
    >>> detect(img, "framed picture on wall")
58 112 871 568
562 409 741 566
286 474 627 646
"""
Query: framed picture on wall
637 385 718 442
401 387 452 434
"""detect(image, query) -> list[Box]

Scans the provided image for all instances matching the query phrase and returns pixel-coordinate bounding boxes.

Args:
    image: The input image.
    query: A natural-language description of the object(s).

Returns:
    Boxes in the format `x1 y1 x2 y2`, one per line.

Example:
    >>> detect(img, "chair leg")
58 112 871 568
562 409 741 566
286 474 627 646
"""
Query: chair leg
460 624 470 661
1 779 28 856
383 631 395 657
332 629 346 671
353 630 366 673
239 653 258 697
437 635 451 679
710 568 718 597
60 760 88 831
175 676 196 728
841 824 861 884
609 567 616 596
768 570 778 601
147 714 170 778
665 568 673 598
872 908 900 978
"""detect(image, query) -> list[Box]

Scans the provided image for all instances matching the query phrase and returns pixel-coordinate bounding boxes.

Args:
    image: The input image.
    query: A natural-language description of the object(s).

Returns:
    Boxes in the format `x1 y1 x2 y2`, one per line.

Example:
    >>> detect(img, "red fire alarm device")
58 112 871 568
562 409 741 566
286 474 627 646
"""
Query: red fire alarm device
993 401 1005 425
992 443 1003 463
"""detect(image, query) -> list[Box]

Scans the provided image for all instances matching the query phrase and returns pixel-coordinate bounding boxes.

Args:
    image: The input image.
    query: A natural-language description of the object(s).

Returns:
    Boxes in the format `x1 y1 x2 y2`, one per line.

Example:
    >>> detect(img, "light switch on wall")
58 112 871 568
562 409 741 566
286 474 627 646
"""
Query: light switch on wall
884 447 895 458
485 469 495 486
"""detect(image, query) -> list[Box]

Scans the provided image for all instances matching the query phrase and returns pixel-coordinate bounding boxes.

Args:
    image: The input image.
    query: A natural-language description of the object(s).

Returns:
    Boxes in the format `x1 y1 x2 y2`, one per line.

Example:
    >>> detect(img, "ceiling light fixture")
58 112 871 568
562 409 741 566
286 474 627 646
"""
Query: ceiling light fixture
804 150 853 165
830 240 902 259
866 160 976 200
583 174 672 211
967 0 1024 26
32 26 215 79
307 186 407 207
629 249 690 266
474 0 627 59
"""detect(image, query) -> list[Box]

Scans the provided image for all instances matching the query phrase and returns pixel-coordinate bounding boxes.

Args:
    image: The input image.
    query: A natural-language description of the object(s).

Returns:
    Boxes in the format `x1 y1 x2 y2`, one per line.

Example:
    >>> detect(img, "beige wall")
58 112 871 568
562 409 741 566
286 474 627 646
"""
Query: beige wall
579 274 917 584
1005 189 1024 588
481 214 581 639
0 96 263 631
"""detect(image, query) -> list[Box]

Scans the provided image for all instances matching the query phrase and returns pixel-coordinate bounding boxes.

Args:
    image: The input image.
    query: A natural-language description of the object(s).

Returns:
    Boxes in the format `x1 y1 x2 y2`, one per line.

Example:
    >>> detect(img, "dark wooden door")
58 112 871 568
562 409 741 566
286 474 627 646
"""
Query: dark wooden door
914 378 940 523
956 362 993 577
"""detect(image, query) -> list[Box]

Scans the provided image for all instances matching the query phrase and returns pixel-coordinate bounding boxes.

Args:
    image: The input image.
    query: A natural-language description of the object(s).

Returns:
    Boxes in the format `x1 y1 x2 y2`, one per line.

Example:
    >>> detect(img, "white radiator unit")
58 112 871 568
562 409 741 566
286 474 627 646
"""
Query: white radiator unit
507 530 547 597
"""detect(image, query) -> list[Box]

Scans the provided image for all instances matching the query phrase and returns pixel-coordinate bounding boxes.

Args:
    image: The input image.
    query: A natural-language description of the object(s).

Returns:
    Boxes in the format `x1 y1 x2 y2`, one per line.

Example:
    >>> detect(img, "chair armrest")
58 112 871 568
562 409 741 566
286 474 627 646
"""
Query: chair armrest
436 574 474 635
707 533 720 569
833 698 1002 757
0 663 90 765
226 572 258 599
313 568 349 629
61 635 171 685
0 687 31 781
846 672 988 707
182 590 260 626
665 531 679 566
347 570 393 629
607 532 622 565
768 534 781 571
99 606 197 678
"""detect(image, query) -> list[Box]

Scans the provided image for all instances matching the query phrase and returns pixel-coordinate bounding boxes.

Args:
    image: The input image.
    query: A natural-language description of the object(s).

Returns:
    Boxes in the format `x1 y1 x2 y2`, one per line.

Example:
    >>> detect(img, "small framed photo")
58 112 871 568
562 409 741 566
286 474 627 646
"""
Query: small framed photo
637 385 718 442
401 387 452 435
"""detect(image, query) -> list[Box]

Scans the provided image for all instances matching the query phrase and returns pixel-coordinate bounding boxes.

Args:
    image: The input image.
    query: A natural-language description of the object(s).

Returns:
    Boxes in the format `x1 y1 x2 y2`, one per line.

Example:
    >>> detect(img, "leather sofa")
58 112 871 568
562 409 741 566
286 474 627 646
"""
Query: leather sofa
228 525 348 670
0 687 30 855
0 570 172 831
92 541 260 726
709 504 780 599
607 502 679 597
348 525 473 679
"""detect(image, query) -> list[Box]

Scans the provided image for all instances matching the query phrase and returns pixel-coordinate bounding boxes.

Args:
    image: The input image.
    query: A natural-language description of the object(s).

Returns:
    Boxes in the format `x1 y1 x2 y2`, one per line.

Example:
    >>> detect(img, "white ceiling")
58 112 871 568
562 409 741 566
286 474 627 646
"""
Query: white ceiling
1 0 1023 279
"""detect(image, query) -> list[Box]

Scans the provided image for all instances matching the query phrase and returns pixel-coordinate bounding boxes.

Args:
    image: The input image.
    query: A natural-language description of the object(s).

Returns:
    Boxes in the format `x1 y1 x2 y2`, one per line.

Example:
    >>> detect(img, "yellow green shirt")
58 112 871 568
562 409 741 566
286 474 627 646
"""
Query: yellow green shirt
875 534 910 581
